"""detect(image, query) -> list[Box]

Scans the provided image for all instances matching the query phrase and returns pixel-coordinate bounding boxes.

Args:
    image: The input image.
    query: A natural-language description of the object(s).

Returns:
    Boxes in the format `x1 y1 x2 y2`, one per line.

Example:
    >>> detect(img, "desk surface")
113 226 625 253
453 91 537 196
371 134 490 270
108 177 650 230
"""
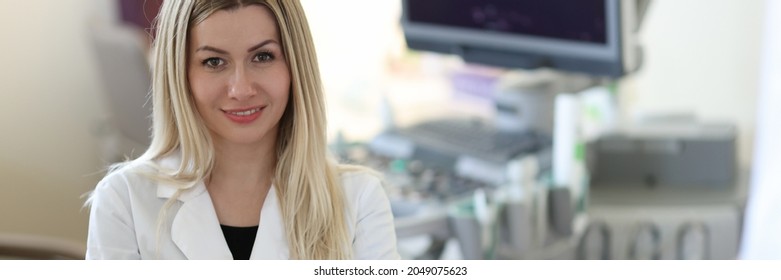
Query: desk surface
589 169 750 207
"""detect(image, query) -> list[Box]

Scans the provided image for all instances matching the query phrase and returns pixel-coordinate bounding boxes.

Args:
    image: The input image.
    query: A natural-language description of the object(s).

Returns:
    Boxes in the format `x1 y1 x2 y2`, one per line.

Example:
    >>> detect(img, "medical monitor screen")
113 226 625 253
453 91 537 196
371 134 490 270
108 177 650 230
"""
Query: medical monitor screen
402 0 635 77
407 0 607 45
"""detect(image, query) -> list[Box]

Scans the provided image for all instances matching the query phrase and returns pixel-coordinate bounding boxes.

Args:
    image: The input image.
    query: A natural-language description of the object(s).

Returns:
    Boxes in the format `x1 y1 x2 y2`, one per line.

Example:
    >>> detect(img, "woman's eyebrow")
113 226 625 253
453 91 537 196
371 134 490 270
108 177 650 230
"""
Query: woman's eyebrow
195 45 228 54
247 39 277 53
195 39 278 55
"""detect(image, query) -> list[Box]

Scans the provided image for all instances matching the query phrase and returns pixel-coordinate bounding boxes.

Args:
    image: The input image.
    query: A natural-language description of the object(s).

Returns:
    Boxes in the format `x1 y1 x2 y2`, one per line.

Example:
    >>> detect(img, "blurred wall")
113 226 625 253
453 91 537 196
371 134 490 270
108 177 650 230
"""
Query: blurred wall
302 0 407 142
0 0 112 245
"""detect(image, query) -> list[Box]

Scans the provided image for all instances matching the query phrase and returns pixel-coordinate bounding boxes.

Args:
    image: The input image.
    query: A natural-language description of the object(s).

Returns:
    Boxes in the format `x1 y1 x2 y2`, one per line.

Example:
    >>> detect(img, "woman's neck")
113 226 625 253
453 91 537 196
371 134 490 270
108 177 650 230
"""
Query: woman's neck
208 137 277 192
206 137 277 227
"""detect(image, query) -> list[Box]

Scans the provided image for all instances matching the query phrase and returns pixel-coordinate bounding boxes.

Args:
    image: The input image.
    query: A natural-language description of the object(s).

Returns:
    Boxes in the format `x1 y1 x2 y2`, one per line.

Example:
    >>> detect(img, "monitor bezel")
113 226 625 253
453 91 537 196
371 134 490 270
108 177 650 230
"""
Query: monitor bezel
401 0 634 77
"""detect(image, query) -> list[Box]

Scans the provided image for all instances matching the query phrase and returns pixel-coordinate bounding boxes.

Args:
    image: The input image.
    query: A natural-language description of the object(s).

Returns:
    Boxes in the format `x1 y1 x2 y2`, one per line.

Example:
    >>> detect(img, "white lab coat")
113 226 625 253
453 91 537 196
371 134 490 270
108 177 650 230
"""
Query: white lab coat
86 152 400 260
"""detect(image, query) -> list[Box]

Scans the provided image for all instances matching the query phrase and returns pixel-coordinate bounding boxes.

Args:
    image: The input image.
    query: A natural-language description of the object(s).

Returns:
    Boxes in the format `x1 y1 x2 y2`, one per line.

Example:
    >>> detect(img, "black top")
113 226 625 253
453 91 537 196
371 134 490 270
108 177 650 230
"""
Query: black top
220 224 259 260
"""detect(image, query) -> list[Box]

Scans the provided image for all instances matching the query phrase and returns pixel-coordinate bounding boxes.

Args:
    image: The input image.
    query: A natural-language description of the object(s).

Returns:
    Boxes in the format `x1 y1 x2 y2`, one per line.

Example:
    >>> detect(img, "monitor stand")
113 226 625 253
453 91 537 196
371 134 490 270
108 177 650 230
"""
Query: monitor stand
493 70 600 136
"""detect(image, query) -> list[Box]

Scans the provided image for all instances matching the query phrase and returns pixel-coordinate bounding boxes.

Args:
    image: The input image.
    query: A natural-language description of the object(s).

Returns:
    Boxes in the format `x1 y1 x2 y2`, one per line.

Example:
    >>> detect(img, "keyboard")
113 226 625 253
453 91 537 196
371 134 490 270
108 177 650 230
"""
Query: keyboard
397 118 547 163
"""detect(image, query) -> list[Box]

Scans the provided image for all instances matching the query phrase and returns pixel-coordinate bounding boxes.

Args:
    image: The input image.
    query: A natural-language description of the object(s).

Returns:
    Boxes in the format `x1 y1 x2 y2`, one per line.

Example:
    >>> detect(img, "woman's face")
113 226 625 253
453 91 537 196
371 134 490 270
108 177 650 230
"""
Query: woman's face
188 5 290 147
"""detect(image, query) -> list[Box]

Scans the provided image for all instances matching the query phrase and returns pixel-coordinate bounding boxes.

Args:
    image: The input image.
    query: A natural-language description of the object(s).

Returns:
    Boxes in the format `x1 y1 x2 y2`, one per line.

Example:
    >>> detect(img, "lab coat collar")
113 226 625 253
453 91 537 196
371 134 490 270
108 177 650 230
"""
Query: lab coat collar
151 151 228 259
249 186 290 260
169 184 289 260
171 190 233 260
154 151 207 202
154 150 290 259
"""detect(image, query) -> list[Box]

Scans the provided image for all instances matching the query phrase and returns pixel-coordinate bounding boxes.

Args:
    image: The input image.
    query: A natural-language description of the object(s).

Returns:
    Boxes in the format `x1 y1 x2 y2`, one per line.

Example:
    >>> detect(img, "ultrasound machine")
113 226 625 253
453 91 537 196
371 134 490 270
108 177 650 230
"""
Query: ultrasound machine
363 0 654 260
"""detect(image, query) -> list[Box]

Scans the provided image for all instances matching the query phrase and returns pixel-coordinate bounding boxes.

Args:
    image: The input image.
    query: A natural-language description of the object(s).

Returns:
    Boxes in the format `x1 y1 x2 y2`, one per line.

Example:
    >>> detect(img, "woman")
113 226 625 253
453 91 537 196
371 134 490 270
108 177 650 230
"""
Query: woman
86 0 400 260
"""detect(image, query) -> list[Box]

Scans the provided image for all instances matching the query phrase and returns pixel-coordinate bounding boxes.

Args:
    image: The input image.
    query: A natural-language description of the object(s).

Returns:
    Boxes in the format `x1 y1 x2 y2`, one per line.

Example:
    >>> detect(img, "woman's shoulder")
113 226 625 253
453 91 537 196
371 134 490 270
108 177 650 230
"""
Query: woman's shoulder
337 165 400 260
86 161 157 212
337 166 391 207
338 166 384 190
94 161 156 194
96 151 182 191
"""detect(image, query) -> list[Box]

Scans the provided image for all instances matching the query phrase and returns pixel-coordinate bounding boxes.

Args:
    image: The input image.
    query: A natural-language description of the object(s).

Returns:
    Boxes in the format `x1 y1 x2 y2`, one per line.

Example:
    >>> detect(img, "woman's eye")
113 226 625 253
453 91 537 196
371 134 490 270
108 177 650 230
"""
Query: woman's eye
202 57 224 68
253 52 275 63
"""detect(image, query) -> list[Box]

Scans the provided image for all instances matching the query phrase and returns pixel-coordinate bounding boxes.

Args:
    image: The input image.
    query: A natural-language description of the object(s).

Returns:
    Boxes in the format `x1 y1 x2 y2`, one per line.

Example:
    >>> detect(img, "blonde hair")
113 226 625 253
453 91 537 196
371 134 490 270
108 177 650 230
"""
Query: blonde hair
127 0 351 259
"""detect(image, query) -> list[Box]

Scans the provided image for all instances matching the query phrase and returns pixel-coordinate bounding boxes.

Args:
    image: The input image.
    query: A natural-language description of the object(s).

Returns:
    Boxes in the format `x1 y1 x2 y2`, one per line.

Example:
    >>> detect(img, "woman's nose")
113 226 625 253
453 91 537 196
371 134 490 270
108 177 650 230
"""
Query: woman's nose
228 67 257 100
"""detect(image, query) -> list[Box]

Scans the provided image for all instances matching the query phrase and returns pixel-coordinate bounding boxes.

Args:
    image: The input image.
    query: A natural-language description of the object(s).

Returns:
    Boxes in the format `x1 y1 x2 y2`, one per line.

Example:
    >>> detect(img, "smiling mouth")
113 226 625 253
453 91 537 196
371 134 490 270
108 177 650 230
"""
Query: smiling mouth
221 106 265 124
224 107 262 116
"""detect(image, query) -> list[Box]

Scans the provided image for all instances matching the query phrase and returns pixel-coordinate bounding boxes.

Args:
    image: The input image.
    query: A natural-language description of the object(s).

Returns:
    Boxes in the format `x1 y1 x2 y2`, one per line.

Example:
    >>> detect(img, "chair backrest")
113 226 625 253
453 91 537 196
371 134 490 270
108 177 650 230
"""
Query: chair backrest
0 234 85 260
88 22 152 148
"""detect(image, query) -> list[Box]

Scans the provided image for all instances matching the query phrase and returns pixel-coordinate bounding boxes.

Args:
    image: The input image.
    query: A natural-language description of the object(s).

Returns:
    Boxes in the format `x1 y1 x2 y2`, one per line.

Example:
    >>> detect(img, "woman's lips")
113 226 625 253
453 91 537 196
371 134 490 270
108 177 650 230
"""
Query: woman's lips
222 106 264 124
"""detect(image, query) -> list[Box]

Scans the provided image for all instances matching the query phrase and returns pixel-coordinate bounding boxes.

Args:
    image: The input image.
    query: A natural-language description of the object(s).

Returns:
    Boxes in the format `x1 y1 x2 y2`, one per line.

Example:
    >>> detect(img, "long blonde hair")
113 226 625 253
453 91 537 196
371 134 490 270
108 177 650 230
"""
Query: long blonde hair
131 0 351 259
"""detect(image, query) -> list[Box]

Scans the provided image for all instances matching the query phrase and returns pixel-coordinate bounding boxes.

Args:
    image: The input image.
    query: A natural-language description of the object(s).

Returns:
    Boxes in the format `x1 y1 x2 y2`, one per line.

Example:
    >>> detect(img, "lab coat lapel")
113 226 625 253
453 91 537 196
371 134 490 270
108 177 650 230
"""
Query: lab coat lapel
250 186 289 259
154 150 232 259
169 185 233 260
